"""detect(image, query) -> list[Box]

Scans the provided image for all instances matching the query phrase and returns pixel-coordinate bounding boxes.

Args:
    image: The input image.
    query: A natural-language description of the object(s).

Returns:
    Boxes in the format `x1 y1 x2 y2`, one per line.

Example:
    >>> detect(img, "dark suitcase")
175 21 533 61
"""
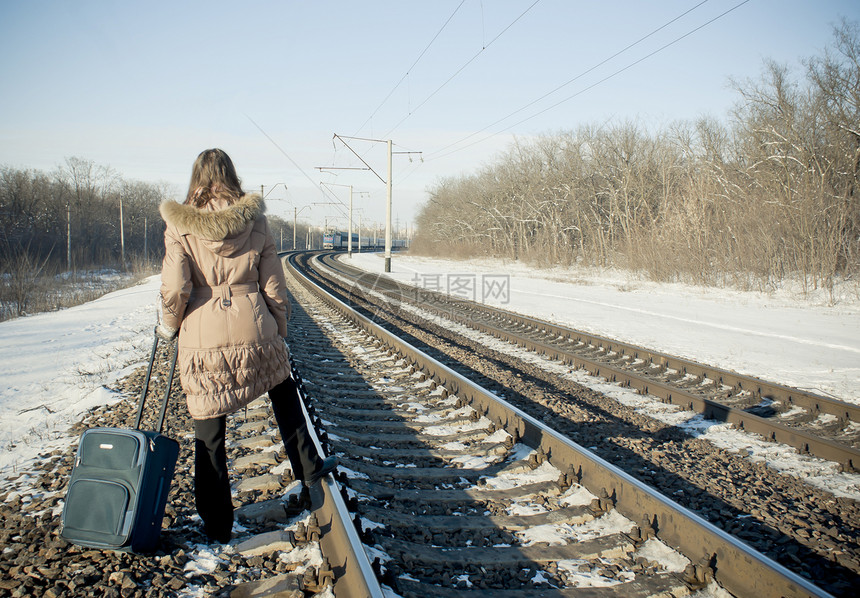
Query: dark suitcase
60 332 180 553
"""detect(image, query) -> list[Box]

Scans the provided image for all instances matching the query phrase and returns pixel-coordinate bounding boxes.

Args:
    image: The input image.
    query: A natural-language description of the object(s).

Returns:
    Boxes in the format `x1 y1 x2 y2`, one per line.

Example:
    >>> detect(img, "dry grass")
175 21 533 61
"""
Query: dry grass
0 254 158 322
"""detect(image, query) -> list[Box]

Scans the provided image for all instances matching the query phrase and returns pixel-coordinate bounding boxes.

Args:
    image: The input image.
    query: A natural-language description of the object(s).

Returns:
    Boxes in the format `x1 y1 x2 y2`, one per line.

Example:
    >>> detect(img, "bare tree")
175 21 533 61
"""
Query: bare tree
413 21 859 298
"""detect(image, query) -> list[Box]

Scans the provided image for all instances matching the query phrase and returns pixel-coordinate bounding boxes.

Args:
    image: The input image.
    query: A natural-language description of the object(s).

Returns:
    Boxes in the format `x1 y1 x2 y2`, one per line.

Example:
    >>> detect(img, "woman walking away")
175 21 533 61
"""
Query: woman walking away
156 148 337 543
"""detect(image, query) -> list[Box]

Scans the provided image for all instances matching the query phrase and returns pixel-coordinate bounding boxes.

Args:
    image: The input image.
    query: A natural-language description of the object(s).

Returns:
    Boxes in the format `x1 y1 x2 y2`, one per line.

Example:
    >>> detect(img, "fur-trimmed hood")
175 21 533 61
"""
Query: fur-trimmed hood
159 193 265 241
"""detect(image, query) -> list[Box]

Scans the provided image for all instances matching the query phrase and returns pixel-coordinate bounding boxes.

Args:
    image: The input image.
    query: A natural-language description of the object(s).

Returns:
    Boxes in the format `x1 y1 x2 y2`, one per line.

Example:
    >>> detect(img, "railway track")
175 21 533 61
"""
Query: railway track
1 251 853 596
284 251 837 597
315 252 860 473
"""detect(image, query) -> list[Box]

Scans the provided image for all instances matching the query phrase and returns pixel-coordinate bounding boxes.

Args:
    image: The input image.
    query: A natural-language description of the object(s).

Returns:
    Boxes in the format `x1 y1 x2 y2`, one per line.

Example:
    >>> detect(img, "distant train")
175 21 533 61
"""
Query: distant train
323 232 407 251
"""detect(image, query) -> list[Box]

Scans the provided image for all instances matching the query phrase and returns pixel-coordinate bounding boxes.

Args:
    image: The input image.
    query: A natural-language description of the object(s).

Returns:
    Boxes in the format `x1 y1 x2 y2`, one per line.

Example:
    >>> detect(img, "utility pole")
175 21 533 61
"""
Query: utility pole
292 203 312 251
323 134 420 272
385 139 392 272
67 202 71 270
144 217 147 261
318 133 416 272
119 195 125 267
349 186 353 256
261 183 287 201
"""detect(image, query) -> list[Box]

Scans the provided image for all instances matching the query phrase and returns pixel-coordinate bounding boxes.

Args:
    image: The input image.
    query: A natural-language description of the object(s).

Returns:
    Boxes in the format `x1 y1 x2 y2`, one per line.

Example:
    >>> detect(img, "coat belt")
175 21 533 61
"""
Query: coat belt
190 283 259 307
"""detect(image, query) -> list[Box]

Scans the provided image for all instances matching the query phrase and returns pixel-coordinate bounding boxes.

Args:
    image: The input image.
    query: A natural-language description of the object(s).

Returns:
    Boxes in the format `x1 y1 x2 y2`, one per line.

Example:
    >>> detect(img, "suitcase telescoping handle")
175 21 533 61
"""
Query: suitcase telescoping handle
133 329 178 433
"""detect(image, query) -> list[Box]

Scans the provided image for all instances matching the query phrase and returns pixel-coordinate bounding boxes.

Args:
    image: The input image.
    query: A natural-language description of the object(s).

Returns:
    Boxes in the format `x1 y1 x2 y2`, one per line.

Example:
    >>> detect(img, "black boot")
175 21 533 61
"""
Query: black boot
269 376 335 483
305 455 339 486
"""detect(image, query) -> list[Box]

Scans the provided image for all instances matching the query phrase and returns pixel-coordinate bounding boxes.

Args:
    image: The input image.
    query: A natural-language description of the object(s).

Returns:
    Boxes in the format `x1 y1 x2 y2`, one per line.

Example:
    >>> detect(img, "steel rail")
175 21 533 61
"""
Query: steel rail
318 252 860 472
307 474 383 597
465 301 860 425
290 251 833 598
282 254 385 598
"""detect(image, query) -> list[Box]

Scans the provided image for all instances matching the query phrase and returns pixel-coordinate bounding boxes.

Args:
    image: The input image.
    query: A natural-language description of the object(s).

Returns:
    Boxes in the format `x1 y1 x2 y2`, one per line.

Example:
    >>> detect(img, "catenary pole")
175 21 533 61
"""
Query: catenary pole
348 185 353 257
67 202 71 269
385 139 392 272
119 196 125 266
326 134 419 269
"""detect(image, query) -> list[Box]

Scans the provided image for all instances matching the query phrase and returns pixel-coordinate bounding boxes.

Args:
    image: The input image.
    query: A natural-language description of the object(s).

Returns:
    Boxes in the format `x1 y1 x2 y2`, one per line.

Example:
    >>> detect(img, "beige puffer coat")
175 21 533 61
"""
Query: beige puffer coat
159 193 291 420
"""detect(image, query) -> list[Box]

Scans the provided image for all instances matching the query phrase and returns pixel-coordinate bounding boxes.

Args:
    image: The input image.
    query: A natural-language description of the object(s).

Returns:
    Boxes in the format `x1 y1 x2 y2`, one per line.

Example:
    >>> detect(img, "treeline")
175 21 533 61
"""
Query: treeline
1 157 169 270
0 156 311 271
0 156 310 319
414 21 860 294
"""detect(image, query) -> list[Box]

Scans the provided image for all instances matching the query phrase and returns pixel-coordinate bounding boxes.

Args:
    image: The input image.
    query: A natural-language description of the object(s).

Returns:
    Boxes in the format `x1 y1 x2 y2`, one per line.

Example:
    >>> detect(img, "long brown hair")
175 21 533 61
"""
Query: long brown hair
185 148 245 207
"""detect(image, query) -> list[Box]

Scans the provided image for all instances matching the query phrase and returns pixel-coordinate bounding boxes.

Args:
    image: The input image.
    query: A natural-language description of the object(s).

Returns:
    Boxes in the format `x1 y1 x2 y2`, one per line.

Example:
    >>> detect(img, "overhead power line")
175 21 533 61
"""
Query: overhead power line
429 0 752 162
339 1 540 178
245 114 347 217
353 0 467 138
380 0 542 140
428 0 712 159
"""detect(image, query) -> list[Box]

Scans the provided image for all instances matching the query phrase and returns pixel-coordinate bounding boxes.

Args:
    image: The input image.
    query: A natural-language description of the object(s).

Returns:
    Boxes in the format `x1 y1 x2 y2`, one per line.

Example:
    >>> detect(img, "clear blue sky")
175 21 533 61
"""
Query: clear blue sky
1 0 857 230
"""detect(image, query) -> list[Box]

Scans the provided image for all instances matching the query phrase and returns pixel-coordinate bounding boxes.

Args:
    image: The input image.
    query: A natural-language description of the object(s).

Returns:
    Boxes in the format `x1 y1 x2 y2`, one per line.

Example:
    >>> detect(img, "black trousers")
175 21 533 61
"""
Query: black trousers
193 374 323 540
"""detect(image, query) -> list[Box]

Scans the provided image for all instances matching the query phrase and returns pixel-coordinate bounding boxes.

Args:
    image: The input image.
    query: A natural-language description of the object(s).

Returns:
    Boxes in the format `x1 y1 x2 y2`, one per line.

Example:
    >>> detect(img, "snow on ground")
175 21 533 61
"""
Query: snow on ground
0 259 844 592
346 252 860 404
0 275 161 483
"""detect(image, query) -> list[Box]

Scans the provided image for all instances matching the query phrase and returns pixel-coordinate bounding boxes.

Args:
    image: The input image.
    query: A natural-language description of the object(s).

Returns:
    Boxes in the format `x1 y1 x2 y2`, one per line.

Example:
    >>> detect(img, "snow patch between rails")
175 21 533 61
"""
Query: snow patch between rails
557 559 632 587
518 510 636 546
476 459 560 491
560 485 599 507
634 538 691 573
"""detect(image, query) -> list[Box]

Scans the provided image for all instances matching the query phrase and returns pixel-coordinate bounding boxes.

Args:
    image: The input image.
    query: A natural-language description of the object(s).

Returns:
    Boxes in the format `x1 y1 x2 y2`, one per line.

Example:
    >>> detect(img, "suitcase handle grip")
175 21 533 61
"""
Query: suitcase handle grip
133 331 178 433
